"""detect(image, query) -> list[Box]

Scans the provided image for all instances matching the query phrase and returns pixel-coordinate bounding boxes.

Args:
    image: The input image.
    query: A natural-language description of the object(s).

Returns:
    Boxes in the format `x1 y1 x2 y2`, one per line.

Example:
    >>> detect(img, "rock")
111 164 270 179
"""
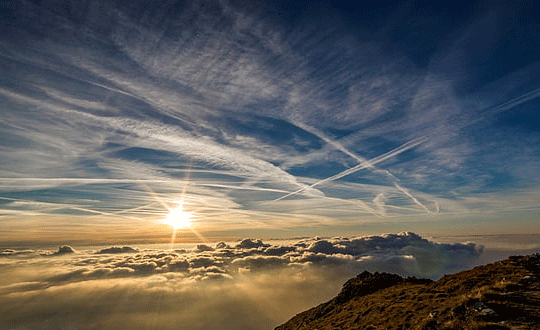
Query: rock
335 271 406 303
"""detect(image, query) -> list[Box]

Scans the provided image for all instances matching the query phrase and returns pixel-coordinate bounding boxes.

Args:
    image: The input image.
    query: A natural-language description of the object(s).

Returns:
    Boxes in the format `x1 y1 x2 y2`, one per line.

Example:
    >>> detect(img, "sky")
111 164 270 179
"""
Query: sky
1 1 540 329
0 0 540 246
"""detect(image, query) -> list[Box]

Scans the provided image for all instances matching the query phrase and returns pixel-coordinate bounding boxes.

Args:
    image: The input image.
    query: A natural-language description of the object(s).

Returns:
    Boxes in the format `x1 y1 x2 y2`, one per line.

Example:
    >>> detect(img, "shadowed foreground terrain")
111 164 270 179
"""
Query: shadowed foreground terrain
276 254 540 330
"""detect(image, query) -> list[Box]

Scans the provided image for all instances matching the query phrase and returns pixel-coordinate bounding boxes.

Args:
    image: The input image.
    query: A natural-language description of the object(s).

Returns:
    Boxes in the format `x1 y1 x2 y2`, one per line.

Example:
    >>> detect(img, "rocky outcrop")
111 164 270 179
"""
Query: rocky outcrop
335 271 433 304
276 254 540 330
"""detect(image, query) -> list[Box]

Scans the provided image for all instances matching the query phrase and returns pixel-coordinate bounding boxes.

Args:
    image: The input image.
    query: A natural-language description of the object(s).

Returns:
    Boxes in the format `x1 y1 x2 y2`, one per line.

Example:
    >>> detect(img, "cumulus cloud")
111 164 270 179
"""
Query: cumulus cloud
235 238 269 249
4 233 481 285
0 249 34 257
40 245 75 256
0 233 484 330
192 244 215 252
96 246 139 254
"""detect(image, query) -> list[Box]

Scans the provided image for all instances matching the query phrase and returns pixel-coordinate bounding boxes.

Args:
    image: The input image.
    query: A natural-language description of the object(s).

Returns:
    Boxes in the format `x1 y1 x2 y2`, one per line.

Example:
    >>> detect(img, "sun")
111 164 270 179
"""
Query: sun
162 203 193 229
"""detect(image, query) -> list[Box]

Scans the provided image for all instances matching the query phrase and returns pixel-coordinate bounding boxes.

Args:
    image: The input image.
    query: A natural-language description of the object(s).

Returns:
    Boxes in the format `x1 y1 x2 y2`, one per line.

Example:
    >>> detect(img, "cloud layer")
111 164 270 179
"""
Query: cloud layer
0 233 482 329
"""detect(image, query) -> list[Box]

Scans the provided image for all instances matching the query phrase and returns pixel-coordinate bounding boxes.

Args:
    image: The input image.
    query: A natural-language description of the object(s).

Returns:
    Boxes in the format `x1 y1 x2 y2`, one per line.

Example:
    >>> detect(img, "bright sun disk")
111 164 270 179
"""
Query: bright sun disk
162 203 193 229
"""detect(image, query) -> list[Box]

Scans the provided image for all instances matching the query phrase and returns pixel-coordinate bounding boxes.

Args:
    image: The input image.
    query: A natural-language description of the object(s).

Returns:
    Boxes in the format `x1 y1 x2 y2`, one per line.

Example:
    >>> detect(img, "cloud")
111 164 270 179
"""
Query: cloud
40 245 75 256
0 267 331 330
192 244 214 252
5 233 481 286
235 238 269 250
0 233 484 330
0 248 35 257
96 246 139 254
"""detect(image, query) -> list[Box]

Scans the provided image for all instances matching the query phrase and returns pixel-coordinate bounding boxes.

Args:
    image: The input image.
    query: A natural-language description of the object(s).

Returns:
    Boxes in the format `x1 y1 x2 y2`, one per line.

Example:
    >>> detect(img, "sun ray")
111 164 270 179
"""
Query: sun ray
162 202 193 230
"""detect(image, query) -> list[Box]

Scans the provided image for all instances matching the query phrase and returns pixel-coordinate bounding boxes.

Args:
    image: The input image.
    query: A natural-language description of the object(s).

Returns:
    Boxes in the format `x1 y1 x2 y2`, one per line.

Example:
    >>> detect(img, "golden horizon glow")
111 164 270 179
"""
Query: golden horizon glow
162 203 193 230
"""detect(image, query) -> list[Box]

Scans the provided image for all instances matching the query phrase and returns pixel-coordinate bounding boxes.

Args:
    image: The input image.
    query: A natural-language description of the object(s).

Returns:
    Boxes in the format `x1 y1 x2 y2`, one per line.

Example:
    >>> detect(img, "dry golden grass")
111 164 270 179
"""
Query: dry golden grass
276 254 540 330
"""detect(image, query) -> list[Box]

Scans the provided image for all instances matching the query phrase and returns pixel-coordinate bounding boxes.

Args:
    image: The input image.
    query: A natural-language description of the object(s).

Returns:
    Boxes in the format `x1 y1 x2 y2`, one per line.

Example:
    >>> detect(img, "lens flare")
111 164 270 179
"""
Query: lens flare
162 203 192 229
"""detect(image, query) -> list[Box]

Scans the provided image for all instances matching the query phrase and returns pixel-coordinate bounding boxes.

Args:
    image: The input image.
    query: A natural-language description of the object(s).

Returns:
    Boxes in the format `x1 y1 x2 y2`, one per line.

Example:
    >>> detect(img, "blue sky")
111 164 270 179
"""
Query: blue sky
0 0 539 245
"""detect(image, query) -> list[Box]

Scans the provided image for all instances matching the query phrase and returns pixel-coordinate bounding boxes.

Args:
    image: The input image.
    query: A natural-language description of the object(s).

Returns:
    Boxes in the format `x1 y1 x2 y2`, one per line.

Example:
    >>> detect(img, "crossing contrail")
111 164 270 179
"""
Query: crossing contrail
271 136 428 202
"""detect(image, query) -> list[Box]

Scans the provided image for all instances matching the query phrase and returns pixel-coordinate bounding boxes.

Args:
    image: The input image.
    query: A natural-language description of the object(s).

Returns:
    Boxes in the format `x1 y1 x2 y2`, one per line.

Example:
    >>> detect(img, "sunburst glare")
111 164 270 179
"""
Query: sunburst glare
162 202 193 229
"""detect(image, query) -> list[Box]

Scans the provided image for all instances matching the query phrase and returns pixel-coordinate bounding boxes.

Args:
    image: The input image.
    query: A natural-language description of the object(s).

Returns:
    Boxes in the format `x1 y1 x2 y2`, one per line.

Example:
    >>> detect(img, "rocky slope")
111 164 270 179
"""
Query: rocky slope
276 254 540 330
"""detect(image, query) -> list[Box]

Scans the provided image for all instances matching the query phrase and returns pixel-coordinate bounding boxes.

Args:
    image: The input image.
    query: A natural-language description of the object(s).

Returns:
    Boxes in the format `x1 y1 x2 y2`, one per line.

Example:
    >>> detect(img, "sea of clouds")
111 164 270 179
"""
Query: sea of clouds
0 232 482 330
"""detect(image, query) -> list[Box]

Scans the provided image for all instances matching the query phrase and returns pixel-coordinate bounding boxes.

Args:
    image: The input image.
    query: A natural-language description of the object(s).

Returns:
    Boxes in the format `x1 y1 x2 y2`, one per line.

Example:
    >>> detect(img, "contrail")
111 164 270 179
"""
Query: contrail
292 121 397 179
394 183 430 213
293 121 370 165
291 122 435 213
311 137 427 188
465 87 540 128
491 87 540 115
373 193 387 217
271 136 427 202
286 86 540 212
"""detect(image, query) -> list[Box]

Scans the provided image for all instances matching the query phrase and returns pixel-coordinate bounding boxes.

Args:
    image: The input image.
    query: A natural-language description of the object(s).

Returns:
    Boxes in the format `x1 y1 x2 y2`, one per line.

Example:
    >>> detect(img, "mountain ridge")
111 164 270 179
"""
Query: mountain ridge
275 254 540 330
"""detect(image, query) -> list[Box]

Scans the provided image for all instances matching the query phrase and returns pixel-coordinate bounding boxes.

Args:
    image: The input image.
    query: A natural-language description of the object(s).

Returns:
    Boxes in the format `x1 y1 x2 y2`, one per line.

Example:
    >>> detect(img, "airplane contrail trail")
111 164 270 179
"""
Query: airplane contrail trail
292 121 398 180
286 87 540 211
293 121 368 164
491 87 540 115
393 183 431 213
289 122 436 212
271 136 428 202
465 87 540 128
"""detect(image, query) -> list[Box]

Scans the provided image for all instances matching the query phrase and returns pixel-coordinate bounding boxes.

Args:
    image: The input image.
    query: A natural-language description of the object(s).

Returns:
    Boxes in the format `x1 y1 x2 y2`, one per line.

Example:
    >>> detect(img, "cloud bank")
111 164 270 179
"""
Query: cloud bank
0 233 482 329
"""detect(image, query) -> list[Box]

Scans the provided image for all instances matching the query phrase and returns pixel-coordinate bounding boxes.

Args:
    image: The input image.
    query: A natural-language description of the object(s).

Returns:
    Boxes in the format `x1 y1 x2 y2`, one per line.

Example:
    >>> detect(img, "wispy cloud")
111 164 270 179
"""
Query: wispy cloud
1 0 539 241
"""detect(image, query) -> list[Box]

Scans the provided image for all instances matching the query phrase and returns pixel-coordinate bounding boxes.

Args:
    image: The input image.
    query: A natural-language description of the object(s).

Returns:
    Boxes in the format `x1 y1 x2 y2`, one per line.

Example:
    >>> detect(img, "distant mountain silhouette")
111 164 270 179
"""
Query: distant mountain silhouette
276 254 540 330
